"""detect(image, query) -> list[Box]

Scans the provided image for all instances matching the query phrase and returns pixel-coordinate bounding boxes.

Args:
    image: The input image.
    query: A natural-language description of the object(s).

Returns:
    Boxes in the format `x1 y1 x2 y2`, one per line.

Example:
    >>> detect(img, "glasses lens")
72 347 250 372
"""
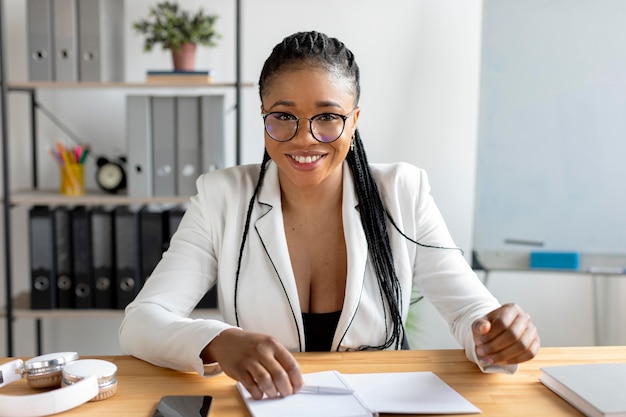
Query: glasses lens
311 114 345 143
264 113 297 141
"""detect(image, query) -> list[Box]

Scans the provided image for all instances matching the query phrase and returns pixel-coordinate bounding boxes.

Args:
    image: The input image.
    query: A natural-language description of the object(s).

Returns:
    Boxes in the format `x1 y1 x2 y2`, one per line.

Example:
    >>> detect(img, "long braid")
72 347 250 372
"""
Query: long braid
346 131 404 350
234 150 271 326
239 31 404 349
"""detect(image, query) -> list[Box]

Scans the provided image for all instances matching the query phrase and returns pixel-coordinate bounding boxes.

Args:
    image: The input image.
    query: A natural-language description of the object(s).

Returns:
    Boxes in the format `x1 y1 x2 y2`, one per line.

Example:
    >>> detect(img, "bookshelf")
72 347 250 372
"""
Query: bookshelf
0 0 244 356
7 189 192 206
8 81 253 89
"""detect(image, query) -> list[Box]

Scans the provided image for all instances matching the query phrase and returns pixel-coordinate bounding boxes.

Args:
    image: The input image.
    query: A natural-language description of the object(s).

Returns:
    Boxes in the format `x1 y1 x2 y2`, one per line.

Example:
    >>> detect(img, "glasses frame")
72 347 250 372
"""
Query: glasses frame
262 108 356 143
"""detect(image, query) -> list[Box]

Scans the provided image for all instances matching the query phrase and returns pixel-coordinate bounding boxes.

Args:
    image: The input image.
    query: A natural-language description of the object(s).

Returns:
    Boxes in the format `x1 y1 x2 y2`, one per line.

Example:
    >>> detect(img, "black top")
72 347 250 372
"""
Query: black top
302 310 342 352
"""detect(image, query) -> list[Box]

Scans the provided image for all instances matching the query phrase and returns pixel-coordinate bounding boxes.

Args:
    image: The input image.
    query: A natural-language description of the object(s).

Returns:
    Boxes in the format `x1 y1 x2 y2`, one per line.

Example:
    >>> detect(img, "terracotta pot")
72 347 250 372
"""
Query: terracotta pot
171 43 197 71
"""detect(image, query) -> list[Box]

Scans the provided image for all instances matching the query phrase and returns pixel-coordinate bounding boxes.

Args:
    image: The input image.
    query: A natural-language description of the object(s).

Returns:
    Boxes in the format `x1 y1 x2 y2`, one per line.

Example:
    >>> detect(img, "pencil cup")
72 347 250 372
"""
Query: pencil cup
59 163 85 196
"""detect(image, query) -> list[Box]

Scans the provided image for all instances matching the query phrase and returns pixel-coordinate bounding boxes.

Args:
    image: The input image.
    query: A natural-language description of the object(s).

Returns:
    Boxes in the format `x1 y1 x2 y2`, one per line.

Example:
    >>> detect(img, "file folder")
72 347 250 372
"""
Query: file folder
127 95 153 197
52 0 78 82
200 95 226 172
152 96 177 196
53 206 74 309
77 0 124 82
91 206 115 309
29 206 57 309
140 206 166 284
114 206 142 309
71 206 93 309
176 96 201 196
27 0 54 81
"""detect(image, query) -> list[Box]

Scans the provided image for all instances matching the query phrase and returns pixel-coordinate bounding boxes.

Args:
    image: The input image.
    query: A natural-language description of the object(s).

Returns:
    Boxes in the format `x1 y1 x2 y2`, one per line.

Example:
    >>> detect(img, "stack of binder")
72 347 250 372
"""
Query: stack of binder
28 204 217 310
27 0 124 82
126 94 226 197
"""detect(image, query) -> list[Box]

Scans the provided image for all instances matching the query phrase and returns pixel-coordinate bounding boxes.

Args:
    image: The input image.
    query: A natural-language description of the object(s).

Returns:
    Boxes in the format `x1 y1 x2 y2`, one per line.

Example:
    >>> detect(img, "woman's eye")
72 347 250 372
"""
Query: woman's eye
315 113 340 122
274 112 296 121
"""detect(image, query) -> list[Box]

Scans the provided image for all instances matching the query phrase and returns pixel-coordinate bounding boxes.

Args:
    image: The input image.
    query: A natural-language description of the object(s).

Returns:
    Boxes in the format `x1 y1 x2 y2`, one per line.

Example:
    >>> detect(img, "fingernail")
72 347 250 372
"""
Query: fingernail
480 357 493 367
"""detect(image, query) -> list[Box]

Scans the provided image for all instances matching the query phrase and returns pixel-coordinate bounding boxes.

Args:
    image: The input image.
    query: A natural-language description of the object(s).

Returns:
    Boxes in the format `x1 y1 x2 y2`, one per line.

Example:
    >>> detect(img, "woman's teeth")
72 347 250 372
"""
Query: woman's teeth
291 154 322 163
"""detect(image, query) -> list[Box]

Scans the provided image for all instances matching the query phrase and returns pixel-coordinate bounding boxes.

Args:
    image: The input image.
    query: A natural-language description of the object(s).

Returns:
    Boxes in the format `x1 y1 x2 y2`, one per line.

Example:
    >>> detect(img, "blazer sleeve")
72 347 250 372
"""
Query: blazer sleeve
408 167 517 374
118 176 237 375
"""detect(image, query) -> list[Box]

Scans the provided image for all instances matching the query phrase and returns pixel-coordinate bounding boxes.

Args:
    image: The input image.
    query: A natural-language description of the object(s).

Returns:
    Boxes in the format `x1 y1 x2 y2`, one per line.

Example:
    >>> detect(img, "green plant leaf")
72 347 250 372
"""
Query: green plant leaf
132 1 220 52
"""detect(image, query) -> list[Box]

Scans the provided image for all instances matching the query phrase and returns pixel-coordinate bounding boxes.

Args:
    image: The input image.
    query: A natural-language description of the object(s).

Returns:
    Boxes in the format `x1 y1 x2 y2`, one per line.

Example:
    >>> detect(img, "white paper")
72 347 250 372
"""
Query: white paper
237 370 480 417
344 372 481 414
237 370 374 417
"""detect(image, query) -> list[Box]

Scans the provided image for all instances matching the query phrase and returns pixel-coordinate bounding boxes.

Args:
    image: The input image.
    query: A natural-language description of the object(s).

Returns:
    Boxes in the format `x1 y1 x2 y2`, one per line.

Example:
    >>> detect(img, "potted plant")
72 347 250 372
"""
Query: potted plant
132 1 220 71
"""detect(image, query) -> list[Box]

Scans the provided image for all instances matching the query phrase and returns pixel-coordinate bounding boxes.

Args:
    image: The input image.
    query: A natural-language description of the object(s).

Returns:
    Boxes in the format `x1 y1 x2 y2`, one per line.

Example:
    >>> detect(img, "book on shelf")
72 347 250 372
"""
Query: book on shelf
540 363 626 417
237 370 480 417
145 70 215 85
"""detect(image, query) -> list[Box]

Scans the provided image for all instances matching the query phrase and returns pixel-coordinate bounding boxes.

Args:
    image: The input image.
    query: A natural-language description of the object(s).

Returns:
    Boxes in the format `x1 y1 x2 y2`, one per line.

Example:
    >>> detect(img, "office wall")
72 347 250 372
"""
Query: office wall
2 0 621 357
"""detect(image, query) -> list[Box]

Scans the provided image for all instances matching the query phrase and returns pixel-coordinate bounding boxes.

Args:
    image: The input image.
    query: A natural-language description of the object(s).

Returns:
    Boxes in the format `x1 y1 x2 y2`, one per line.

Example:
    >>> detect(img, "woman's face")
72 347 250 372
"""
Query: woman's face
261 67 360 191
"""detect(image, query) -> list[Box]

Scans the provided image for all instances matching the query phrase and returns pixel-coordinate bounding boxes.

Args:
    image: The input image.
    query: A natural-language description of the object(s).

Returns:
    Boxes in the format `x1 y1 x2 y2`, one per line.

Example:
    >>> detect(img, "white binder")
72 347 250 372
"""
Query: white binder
27 0 54 81
77 0 124 82
152 96 177 196
176 96 201 196
200 95 226 172
52 0 78 82
126 95 153 197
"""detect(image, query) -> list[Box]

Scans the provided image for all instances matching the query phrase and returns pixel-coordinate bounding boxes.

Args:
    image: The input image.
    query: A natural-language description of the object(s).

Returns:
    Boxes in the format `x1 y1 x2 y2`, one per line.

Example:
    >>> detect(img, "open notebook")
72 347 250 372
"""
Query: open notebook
236 370 481 417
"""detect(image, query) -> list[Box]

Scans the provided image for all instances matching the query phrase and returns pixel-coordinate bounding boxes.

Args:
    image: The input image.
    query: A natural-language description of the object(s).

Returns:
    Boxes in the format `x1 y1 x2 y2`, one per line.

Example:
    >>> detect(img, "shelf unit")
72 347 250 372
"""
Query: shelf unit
7 190 192 206
0 0 244 356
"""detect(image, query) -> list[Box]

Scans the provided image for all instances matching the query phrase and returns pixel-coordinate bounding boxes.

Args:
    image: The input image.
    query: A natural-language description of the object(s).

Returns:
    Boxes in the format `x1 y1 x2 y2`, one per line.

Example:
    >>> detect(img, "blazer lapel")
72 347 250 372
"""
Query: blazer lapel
334 163 368 348
253 162 303 319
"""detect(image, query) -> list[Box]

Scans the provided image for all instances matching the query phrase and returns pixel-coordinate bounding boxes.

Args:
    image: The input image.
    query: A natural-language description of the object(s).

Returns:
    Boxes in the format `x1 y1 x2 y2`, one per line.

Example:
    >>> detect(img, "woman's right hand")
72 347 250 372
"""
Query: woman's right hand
201 328 303 400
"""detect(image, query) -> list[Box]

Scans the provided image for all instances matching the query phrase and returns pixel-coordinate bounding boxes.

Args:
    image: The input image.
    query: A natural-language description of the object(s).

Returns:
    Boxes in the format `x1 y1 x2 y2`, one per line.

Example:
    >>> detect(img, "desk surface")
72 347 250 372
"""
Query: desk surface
2 346 625 416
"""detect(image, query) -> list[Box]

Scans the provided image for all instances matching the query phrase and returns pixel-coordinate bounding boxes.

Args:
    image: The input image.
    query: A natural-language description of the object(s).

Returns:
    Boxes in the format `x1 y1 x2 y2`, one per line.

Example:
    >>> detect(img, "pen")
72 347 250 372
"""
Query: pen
298 385 354 395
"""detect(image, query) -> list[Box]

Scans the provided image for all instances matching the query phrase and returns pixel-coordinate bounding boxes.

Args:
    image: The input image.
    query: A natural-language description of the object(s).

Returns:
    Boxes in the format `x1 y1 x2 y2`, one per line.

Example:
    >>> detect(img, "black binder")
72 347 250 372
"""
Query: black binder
91 206 115 309
114 206 142 309
29 206 57 309
71 206 93 309
53 206 74 309
140 206 166 284
165 205 185 249
196 286 218 309
165 206 217 309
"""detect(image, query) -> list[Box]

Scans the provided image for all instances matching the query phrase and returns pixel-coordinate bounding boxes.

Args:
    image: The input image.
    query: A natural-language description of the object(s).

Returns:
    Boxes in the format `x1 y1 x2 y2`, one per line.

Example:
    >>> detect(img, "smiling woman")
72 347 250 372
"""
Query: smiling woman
119 30 540 402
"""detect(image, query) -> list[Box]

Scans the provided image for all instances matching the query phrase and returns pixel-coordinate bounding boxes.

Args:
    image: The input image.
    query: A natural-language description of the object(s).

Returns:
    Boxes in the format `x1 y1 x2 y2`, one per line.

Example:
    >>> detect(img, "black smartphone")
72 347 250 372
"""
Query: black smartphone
151 395 213 417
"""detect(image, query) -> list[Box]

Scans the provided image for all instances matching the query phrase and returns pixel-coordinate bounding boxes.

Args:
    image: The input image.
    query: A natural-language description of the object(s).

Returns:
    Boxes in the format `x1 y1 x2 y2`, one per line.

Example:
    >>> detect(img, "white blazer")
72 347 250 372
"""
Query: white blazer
119 161 514 375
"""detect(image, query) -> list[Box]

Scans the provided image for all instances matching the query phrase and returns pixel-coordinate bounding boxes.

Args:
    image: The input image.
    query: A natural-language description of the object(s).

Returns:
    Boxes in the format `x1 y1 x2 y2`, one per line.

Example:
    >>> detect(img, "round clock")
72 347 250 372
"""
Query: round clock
95 156 127 193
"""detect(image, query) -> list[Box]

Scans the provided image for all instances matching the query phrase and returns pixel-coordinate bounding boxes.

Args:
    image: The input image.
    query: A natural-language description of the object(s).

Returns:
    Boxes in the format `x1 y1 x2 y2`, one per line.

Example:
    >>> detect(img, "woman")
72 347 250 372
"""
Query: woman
119 31 539 400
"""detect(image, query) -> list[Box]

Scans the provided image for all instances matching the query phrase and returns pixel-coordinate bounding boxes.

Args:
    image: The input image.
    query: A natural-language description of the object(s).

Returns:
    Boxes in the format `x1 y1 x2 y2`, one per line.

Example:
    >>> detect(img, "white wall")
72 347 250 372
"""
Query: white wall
1 0 622 357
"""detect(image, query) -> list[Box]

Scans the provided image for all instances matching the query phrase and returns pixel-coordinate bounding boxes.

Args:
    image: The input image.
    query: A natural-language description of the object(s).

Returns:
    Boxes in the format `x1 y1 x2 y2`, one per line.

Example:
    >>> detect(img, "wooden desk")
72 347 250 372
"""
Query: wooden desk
2 346 625 416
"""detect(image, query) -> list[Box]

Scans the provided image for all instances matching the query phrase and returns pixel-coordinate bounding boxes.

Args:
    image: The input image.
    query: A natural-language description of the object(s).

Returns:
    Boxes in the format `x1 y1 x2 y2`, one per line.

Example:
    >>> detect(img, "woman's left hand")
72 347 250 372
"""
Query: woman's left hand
471 303 540 367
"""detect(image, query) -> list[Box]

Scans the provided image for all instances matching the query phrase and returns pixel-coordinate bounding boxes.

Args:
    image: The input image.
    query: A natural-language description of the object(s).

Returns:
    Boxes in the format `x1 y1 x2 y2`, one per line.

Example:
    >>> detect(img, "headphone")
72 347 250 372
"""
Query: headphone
0 352 118 417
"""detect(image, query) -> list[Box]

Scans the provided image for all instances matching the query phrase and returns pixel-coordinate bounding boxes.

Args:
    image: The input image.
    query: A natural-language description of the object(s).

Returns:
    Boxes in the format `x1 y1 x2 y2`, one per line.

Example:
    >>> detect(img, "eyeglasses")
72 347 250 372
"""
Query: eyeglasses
262 109 355 143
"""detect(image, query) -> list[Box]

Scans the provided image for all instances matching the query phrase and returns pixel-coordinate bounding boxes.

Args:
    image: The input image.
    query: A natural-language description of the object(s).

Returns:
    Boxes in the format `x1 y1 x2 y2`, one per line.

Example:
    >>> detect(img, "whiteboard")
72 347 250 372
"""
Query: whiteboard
474 0 626 257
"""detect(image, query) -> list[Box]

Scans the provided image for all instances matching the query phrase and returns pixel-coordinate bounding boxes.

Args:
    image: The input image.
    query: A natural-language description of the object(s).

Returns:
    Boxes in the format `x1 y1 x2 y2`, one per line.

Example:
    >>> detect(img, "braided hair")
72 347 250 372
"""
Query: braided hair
235 31 405 350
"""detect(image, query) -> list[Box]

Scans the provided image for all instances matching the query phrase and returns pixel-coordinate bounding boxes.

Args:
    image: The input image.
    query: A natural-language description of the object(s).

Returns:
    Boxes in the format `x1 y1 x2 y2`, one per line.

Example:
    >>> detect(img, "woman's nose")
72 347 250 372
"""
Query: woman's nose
292 118 316 143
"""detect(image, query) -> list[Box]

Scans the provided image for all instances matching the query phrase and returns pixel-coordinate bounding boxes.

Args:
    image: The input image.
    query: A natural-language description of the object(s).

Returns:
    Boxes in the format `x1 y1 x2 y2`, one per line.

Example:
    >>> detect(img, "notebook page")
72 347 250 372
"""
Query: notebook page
236 370 374 417
344 371 481 414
